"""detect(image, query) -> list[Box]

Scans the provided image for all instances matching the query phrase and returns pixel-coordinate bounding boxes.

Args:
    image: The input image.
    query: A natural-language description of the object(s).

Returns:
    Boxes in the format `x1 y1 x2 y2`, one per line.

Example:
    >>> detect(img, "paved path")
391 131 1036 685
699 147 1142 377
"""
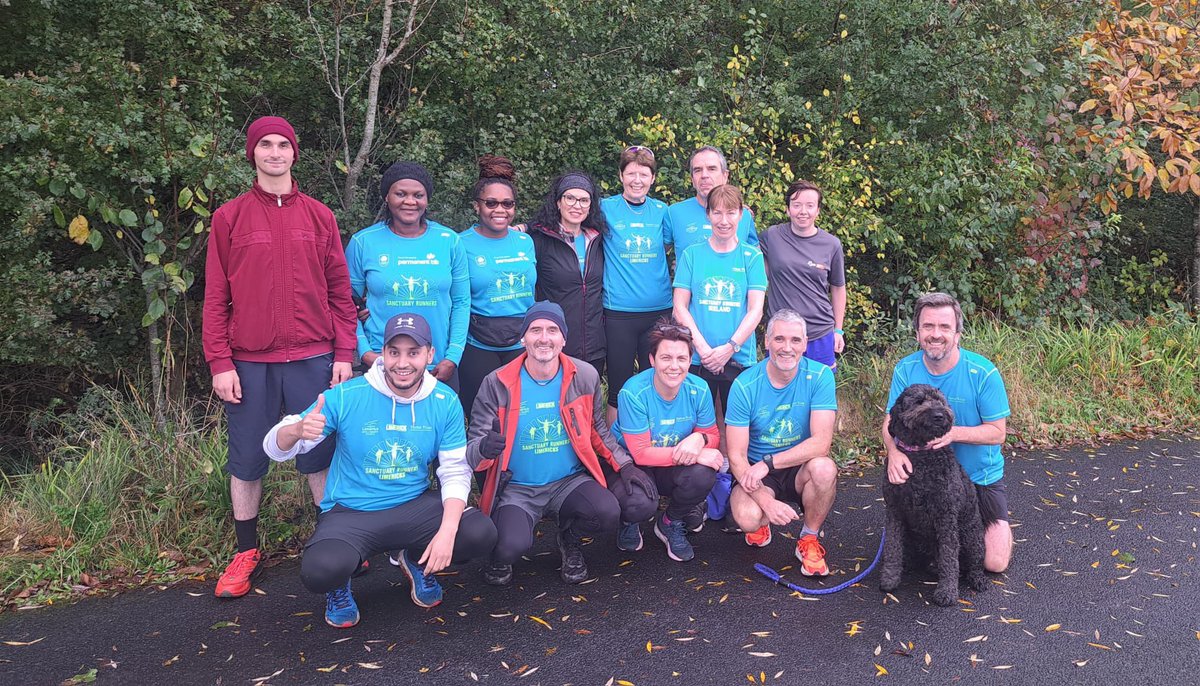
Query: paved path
2 436 1198 685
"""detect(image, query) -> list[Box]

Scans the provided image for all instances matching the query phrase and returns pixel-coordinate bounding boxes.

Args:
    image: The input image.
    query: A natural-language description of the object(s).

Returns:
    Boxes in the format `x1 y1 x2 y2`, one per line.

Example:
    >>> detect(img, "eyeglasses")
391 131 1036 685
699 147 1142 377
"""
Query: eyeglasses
625 145 655 159
560 194 592 208
477 198 516 209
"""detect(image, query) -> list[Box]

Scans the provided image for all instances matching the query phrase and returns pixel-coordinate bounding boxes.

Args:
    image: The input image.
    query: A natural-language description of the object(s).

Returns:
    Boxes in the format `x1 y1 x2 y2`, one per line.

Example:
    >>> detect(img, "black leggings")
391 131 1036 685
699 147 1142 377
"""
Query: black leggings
458 344 522 420
604 308 672 408
691 364 740 420
649 464 719 520
300 493 497 593
492 480 622 564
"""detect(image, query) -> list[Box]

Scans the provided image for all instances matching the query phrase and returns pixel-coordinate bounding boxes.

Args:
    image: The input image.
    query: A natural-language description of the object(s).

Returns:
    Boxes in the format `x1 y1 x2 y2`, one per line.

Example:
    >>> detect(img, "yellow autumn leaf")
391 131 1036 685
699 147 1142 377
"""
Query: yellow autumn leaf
646 640 653 653
68 215 89 245
529 615 552 630
874 664 888 676
1045 624 1062 632
316 664 338 673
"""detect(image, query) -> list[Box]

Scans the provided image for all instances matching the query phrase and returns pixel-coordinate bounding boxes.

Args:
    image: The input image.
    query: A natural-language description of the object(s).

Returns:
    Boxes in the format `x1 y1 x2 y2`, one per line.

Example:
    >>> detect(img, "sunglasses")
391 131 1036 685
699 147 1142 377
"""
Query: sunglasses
625 145 655 159
477 198 516 209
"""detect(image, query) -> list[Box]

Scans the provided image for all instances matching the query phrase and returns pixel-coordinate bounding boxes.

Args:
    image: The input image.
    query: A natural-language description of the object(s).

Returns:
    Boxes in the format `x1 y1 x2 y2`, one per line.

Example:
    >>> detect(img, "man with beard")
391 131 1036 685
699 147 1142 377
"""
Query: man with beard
725 309 838 576
468 302 658 586
264 313 497 628
882 292 1013 573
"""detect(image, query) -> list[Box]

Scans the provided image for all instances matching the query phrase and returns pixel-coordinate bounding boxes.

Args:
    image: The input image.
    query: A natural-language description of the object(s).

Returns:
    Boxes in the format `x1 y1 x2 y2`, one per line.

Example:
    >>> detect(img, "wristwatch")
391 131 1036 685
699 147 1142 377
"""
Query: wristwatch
762 454 775 471
728 339 742 353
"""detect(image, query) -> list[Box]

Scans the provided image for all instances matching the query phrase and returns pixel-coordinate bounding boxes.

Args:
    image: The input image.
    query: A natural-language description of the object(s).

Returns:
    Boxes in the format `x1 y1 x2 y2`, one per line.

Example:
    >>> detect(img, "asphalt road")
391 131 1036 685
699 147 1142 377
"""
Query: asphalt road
2 436 1198 685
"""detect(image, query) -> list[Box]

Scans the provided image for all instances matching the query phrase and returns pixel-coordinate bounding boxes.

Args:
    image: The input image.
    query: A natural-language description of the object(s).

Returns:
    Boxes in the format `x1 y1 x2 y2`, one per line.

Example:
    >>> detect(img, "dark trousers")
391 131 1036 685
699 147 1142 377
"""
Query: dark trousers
458 344 522 419
604 308 672 408
300 491 497 593
648 464 719 520
492 479 622 564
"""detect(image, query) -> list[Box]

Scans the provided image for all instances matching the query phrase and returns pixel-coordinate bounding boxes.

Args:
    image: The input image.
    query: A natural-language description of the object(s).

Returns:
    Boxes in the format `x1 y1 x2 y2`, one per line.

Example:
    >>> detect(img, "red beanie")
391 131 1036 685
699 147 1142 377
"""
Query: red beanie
245 116 299 163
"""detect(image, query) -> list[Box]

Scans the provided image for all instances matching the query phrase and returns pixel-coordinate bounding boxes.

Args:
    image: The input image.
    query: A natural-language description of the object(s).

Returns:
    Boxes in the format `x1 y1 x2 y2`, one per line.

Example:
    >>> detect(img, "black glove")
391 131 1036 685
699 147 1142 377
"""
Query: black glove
480 418 505 460
619 463 656 499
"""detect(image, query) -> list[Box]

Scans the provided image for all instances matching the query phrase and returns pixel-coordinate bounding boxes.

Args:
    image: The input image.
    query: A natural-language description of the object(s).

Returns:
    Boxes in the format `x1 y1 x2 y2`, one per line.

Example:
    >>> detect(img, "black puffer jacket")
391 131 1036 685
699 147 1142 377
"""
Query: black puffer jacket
528 223 606 363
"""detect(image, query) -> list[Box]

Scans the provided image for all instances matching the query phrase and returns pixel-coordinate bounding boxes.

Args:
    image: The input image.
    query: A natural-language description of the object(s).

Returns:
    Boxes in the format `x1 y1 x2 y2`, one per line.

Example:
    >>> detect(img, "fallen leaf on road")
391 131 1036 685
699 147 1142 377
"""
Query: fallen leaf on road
2 638 44 646
1045 624 1061 632
874 664 887 676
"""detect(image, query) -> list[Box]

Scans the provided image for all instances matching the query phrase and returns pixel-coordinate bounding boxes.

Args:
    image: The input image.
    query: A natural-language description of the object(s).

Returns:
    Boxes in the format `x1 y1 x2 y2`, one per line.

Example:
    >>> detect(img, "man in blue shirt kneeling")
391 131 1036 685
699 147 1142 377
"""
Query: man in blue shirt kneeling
265 313 497 628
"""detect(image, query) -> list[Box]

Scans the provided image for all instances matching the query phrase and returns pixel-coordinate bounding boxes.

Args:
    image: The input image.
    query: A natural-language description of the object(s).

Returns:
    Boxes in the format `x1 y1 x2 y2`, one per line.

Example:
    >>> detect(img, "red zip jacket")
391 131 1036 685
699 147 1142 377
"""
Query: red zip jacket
203 180 357 375
466 353 632 515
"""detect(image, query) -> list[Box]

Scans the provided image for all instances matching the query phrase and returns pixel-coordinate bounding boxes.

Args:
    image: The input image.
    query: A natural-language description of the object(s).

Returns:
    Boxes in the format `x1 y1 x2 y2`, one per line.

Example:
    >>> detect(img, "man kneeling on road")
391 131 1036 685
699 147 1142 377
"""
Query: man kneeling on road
264 313 497 628
882 292 1013 573
726 309 838 576
468 302 658 586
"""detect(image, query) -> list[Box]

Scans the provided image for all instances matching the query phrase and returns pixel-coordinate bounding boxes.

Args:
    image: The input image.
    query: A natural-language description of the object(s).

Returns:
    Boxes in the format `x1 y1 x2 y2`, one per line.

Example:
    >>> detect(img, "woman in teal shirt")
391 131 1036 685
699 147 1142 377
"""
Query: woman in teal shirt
671 184 767 417
346 161 470 391
600 145 673 425
458 155 538 415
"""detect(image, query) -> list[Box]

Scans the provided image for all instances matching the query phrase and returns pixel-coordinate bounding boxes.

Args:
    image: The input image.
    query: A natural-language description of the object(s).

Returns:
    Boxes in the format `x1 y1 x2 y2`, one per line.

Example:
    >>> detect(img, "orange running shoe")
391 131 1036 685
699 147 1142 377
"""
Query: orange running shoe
214 548 261 598
744 524 772 547
796 534 829 576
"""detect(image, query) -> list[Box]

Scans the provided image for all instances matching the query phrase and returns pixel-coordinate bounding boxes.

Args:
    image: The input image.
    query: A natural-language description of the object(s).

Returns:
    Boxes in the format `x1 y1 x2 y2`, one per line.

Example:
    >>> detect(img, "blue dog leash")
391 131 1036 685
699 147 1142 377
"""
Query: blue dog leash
754 529 886 595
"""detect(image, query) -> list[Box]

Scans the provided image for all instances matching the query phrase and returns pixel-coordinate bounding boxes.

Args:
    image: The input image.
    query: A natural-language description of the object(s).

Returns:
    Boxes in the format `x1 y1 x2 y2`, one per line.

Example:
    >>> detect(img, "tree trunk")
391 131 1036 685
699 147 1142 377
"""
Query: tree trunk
1193 198 1200 312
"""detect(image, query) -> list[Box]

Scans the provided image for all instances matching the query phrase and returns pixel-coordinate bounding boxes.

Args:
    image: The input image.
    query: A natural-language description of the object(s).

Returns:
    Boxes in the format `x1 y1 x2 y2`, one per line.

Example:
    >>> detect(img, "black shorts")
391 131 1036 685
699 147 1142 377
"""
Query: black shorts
976 479 1009 526
758 465 805 510
225 354 335 481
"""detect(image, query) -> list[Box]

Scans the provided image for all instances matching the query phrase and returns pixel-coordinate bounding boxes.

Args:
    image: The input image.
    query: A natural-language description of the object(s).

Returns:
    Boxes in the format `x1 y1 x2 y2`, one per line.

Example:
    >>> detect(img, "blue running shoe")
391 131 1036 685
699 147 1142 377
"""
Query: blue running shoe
398 550 443 608
654 514 695 562
324 580 359 628
616 521 643 552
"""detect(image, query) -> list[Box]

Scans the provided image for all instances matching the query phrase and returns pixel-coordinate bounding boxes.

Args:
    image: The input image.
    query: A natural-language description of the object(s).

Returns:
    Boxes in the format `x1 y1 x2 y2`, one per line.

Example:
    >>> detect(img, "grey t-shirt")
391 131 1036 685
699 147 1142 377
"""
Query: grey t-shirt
759 223 846 338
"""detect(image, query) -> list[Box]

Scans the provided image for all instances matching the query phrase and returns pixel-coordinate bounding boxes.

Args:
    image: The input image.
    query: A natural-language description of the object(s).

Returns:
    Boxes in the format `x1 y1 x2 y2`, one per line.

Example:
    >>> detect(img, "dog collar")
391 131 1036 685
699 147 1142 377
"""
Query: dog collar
894 437 931 453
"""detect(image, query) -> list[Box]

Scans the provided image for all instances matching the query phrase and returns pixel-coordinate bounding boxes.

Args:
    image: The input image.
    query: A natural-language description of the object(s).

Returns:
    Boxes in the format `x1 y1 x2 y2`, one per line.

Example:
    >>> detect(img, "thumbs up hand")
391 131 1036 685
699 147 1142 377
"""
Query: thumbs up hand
299 394 327 441
480 418 506 460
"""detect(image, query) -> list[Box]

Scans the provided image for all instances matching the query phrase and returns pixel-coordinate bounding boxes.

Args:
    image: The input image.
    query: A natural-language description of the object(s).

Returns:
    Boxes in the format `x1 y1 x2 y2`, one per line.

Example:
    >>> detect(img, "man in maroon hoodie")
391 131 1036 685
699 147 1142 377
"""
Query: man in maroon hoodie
203 116 358 598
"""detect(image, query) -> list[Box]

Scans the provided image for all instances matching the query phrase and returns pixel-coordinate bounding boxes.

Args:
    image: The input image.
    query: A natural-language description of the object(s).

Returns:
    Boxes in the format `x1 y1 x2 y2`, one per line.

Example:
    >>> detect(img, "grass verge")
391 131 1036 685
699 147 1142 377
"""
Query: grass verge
2 317 1198 607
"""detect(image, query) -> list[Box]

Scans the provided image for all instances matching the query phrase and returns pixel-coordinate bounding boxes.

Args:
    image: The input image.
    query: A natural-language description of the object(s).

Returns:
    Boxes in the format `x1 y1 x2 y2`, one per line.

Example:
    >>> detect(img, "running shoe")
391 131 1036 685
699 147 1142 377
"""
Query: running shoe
214 548 260 598
352 559 370 578
397 549 443 608
796 533 829 576
654 515 695 562
744 524 772 548
557 528 589 584
616 521 643 552
682 503 707 533
324 580 360 628
483 561 513 587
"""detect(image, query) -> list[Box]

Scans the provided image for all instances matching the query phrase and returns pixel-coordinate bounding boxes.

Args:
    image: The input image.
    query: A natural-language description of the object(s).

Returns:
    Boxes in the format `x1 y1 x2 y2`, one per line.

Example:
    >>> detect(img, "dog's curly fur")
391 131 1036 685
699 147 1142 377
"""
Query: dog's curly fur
880 384 988 606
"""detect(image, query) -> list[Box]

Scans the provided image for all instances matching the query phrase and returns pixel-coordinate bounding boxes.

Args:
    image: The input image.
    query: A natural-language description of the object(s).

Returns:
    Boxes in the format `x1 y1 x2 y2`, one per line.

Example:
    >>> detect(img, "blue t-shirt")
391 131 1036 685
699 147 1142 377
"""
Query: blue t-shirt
664 196 758 255
886 349 1011 486
300 377 467 512
573 234 588 275
672 241 767 368
600 195 672 312
346 220 470 367
613 369 716 449
725 358 838 464
508 368 584 486
460 226 538 351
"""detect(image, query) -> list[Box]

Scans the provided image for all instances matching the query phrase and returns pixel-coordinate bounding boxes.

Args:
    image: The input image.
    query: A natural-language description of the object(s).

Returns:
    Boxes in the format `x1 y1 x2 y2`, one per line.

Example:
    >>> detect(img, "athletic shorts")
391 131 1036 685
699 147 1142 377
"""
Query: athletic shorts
804 330 837 369
754 465 805 510
976 479 1009 526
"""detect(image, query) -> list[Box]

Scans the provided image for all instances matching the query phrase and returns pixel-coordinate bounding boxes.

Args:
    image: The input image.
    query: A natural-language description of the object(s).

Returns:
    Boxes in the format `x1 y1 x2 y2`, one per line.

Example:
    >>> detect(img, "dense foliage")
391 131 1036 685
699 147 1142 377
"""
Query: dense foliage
0 0 1197 438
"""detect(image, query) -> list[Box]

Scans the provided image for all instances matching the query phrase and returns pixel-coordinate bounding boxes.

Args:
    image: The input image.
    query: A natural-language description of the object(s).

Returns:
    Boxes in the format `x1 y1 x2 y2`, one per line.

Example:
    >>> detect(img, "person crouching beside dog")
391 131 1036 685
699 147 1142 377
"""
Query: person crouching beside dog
882 292 1013 574
726 309 838 576
881 384 988 606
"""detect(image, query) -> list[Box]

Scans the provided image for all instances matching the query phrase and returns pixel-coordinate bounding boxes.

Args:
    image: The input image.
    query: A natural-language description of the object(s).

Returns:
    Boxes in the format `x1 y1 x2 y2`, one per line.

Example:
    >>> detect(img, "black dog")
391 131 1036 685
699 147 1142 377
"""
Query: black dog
880 384 987 606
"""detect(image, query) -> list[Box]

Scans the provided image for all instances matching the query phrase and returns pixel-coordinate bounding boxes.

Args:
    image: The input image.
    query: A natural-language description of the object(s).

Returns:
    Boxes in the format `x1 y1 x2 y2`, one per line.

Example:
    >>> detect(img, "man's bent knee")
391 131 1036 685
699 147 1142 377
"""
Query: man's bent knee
802 456 837 486
300 539 359 593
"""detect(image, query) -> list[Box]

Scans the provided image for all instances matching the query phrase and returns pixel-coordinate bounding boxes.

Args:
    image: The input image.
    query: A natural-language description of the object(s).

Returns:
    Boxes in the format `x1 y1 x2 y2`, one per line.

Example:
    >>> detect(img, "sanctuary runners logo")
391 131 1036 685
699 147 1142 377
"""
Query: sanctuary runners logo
364 439 422 480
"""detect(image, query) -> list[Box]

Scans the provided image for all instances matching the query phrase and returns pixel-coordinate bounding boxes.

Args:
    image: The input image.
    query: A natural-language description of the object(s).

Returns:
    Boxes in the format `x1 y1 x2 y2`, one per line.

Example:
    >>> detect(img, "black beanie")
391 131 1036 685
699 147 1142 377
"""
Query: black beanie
380 161 434 198
521 301 568 338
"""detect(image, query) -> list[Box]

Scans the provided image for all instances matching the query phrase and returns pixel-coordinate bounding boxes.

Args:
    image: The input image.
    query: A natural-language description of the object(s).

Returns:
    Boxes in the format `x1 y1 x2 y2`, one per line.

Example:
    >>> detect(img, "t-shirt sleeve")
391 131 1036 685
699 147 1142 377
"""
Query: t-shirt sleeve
977 366 1012 422
724 377 753 427
446 234 470 365
828 236 846 288
672 247 693 289
616 387 650 435
694 382 717 430
662 207 674 245
810 367 838 411
740 209 759 247
885 364 907 413
346 234 366 295
439 392 469 450
747 249 768 292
